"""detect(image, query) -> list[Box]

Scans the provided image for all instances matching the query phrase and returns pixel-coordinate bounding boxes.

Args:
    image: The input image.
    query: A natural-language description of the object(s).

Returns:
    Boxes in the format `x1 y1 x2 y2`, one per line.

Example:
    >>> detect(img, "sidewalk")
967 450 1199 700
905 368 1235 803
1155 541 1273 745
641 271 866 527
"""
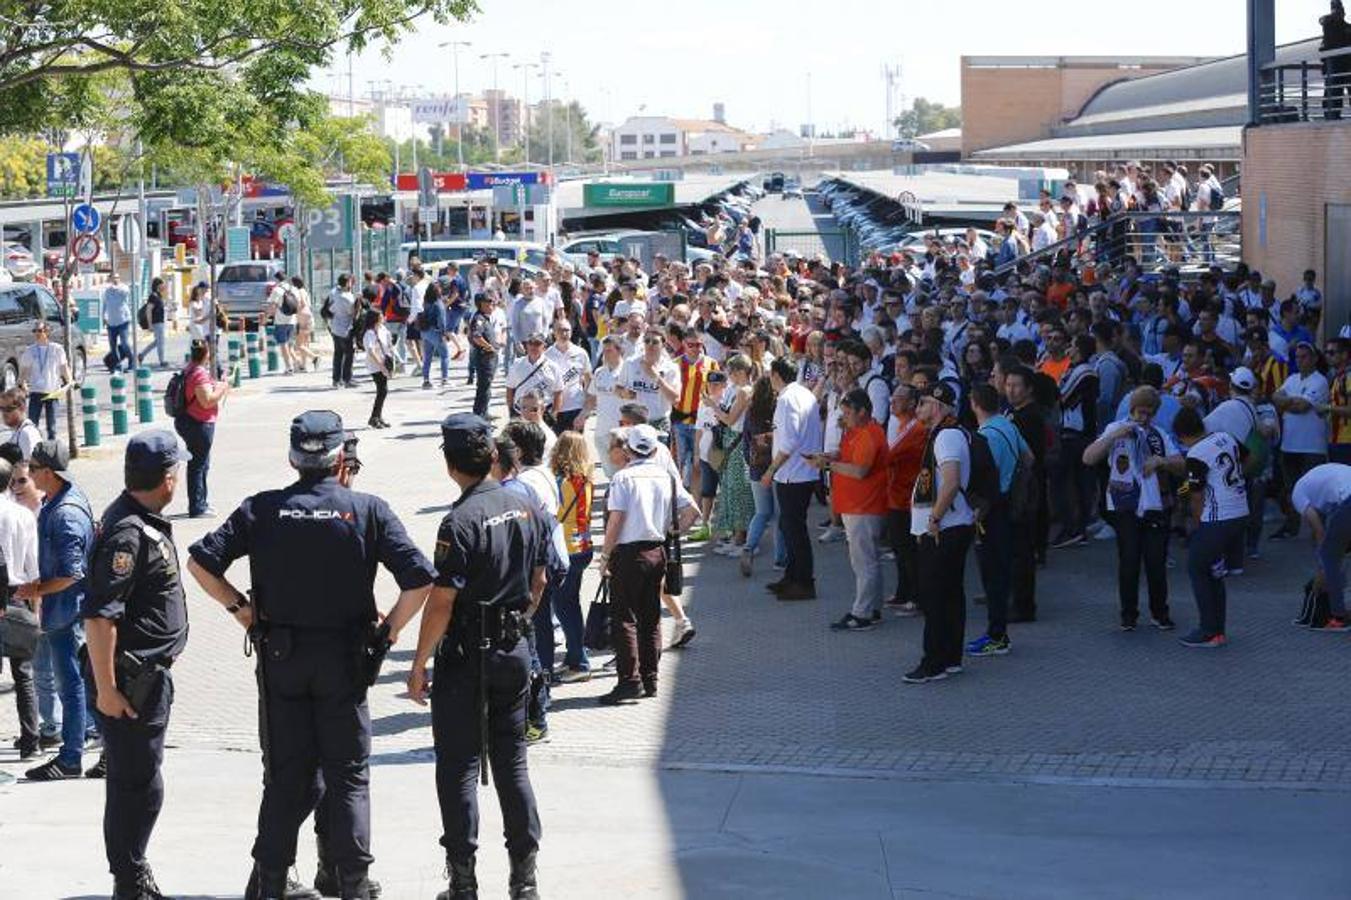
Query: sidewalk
0 748 1345 900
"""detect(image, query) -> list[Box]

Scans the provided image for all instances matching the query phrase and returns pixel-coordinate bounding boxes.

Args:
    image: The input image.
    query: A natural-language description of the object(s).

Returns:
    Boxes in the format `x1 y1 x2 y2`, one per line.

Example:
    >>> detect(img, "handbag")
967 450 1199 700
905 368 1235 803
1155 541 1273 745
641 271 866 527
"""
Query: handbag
664 474 684 594
0 601 40 661
583 577 611 651
708 426 744 474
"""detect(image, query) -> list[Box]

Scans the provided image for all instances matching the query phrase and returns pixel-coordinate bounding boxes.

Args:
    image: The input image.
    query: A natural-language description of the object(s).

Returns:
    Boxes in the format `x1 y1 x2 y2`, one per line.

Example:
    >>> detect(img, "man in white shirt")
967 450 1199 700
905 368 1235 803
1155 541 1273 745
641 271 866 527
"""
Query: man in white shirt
0 388 44 458
18 321 70 440
1032 212 1059 252
579 337 627 474
763 357 823 601
0 457 40 755
598 424 699 705
505 332 563 419
618 331 680 430
1292 462 1351 629
545 320 590 433
903 382 975 684
265 276 300 374
1273 342 1331 539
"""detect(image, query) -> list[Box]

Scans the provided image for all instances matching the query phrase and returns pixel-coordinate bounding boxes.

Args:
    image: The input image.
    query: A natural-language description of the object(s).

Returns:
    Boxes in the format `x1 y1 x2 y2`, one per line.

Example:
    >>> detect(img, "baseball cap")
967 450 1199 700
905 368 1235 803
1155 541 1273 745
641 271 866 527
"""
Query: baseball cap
1230 367 1257 392
342 430 360 465
30 439 70 473
925 382 959 409
289 410 345 467
624 424 660 457
440 412 493 452
124 430 188 474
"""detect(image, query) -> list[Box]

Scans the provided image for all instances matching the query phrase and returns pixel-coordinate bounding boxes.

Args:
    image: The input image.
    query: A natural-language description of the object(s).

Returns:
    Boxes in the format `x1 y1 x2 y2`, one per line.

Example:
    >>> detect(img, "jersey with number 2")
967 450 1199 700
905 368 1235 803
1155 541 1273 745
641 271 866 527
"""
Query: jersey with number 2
1185 432 1247 522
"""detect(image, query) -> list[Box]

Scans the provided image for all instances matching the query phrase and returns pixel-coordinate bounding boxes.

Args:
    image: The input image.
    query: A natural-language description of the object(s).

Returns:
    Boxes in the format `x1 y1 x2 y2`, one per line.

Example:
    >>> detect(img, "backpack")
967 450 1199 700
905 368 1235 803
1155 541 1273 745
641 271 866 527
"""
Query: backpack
986 424 1034 521
934 425 1000 521
394 283 414 317
1240 400 1270 479
278 286 299 317
1208 183 1225 210
164 367 189 418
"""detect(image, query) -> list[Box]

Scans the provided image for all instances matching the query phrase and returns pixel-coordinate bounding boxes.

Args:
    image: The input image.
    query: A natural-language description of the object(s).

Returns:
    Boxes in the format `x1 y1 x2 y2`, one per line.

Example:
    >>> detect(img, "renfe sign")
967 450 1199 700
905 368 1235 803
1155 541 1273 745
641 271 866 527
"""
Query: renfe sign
394 172 468 192
582 183 676 208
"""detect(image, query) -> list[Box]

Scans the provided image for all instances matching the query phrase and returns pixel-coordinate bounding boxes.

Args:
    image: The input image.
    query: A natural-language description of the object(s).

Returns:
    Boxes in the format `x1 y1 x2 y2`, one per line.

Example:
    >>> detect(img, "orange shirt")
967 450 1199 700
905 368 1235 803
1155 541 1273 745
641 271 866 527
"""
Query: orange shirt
886 417 927 511
675 354 717 418
1037 354 1071 384
1046 281 1074 310
833 420 889 516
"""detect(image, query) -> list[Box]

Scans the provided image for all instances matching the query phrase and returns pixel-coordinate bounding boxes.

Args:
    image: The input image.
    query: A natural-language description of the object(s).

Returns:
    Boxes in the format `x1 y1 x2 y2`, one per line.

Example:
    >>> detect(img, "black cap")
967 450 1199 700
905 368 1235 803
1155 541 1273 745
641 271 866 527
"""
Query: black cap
124 430 187 473
30 439 70 473
441 413 493 451
342 430 360 464
290 410 345 459
926 382 958 408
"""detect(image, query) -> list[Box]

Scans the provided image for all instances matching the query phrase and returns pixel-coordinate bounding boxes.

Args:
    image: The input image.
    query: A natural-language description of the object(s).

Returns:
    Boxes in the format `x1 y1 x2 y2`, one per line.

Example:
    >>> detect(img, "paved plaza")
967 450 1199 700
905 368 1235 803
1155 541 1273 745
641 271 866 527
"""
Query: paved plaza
0 197 1348 897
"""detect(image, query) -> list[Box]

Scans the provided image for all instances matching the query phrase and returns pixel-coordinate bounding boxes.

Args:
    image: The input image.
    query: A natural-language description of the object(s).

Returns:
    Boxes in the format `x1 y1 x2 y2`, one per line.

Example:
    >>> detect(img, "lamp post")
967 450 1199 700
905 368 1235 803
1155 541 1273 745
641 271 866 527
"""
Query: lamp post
557 73 572 164
439 40 472 169
540 51 553 169
513 61 539 165
480 52 510 163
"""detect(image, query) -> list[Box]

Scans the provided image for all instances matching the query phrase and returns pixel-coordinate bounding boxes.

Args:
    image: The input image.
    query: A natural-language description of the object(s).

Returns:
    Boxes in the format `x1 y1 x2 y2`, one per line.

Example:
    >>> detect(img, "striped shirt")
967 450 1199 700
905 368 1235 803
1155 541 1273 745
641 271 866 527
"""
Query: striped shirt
675 354 717 419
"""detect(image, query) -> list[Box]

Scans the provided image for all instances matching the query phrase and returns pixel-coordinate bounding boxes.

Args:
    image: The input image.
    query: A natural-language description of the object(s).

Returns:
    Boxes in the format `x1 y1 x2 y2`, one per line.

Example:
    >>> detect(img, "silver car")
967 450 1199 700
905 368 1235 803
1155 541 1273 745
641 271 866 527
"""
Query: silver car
215 260 284 324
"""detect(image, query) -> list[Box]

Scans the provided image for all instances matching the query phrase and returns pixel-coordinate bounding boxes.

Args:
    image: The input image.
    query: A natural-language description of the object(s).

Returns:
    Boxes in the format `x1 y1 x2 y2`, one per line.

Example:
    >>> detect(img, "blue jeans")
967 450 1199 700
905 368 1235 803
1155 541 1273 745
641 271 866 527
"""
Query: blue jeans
387 321 408 367
554 549 593 670
107 322 134 371
28 394 57 440
746 479 786 564
1318 497 1351 617
422 334 448 382
34 637 60 737
673 421 697 485
138 321 166 366
175 415 215 515
39 623 86 766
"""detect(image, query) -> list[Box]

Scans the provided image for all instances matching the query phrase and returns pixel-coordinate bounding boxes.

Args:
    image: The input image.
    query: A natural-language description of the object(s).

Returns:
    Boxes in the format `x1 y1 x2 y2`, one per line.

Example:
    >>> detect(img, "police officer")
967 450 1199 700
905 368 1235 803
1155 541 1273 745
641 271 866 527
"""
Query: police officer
81 430 190 900
407 413 546 900
187 411 435 900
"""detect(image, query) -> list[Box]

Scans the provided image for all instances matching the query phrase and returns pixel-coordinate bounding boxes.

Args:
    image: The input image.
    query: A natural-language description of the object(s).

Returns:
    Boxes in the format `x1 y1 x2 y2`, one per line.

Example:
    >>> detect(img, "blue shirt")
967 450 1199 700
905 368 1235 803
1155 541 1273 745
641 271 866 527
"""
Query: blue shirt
103 284 132 327
979 415 1029 493
37 480 95 631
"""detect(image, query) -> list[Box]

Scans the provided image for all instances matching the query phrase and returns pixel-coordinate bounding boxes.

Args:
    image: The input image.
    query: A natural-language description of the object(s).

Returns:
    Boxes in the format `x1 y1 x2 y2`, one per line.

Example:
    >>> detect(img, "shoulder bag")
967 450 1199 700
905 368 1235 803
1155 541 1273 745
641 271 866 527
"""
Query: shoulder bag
0 563 38 661
583 576 612 651
664 475 684 594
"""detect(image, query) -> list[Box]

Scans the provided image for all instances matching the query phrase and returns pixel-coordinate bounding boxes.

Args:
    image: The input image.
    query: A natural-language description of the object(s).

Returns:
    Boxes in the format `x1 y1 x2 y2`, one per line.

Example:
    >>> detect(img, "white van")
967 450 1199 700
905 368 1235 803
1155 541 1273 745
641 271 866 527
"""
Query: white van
400 240 549 270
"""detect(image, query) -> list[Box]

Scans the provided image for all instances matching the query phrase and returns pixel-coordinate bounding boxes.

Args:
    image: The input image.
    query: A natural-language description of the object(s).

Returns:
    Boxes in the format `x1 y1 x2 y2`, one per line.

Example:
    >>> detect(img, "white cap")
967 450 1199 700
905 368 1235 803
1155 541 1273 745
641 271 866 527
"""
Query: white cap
1230 366 1257 392
625 424 660 457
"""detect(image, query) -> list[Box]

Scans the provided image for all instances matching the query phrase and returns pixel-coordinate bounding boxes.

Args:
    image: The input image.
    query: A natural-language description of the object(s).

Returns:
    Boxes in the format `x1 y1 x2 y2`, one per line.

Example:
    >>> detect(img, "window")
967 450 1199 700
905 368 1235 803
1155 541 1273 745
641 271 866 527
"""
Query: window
643 151 655 158
34 285 61 322
659 133 676 144
620 151 637 160
0 288 27 325
642 134 655 144
619 134 636 145
660 151 676 158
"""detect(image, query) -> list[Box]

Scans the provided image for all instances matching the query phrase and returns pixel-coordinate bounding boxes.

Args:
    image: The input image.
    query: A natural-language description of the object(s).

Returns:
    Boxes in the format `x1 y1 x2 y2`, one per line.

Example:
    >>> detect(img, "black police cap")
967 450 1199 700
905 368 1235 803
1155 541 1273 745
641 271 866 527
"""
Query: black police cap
291 410 345 455
441 413 493 451
125 430 187 473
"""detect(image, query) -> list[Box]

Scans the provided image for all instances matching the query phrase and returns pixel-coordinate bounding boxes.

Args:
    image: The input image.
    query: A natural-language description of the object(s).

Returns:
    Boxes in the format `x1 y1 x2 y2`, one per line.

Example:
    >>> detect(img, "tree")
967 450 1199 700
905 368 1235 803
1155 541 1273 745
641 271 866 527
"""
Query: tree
0 137 46 197
894 98 962 139
524 100 602 165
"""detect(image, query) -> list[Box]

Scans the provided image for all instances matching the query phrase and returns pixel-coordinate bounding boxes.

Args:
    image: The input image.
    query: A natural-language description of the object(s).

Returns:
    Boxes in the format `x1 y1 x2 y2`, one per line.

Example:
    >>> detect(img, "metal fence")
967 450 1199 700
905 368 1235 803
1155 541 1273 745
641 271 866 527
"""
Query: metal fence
763 227 861 267
1257 47 1351 124
284 226 402 297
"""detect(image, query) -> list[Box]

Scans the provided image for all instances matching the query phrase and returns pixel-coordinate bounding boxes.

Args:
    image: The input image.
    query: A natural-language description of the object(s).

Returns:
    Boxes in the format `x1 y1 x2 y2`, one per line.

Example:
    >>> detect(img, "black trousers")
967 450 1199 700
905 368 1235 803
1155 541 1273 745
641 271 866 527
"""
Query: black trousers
975 503 1012 639
473 353 496 417
609 542 666 687
99 667 173 884
886 509 917 604
369 371 388 422
2 652 38 748
775 480 816 586
1010 510 1038 619
431 637 540 864
252 631 372 876
1112 510 1170 625
331 334 355 385
918 525 973 672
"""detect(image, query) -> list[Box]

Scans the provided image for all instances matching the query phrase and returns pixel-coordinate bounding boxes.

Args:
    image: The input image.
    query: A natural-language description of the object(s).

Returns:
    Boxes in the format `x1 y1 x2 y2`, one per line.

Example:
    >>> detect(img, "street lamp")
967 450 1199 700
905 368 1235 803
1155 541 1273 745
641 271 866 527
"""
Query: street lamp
513 61 539 165
439 40 472 169
557 73 572 164
480 51 510 163
540 51 553 170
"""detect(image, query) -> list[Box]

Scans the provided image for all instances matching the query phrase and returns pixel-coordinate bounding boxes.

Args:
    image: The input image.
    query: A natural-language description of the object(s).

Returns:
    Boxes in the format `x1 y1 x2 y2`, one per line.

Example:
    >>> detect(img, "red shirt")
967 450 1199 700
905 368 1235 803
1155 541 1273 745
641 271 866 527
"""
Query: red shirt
832 420 889 516
183 364 218 423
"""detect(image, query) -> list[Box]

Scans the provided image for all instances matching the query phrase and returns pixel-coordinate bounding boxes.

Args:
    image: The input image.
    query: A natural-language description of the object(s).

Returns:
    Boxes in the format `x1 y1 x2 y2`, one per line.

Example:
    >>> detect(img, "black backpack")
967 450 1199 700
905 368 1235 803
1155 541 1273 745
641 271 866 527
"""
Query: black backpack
985 424 1034 521
1208 183 1225 210
935 425 1000 521
278 286 299 316
164 368 189 418
394 283 414 317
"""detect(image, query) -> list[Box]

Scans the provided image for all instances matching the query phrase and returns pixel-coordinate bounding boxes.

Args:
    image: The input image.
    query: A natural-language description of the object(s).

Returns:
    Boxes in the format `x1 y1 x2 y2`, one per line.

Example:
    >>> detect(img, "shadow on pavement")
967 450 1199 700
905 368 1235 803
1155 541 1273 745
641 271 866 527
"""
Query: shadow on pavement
371 710 430 737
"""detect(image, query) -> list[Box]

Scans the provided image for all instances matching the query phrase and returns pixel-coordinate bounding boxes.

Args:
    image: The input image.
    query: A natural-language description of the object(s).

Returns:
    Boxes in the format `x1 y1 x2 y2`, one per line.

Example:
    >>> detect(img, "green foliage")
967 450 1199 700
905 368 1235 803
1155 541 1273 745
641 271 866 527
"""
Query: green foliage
894 98 962 139
524 100 602 165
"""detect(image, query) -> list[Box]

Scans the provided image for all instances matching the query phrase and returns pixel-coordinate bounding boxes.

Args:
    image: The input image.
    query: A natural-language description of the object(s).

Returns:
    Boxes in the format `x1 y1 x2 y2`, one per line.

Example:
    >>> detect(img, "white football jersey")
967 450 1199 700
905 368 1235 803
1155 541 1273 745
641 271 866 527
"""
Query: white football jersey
1185 432 1248 522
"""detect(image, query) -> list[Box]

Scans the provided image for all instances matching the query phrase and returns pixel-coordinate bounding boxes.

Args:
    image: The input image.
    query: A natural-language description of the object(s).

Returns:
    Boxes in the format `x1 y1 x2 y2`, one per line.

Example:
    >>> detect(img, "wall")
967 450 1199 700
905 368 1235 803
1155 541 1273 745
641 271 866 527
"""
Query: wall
1241 122 1351 335
960 60 1184 157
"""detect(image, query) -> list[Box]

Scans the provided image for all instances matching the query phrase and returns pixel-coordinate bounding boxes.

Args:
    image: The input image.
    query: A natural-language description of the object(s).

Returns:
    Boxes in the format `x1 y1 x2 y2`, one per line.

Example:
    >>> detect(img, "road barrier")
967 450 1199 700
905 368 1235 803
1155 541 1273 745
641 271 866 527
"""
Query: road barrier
110 374 128 435
266 326 280 373
81 384 100 447
135 366 154 422
245 332 261 379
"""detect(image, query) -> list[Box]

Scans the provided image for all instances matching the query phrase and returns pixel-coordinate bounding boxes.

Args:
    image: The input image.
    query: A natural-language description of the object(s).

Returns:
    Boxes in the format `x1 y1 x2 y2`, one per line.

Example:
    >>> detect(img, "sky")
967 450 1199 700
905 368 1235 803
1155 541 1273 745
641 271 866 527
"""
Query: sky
312 0 1335 136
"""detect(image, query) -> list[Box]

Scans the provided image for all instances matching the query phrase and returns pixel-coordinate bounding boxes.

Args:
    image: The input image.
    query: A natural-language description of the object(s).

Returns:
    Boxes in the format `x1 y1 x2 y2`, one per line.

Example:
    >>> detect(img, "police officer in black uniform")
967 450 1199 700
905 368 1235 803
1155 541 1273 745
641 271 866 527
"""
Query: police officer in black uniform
187 410 435 900
408 413 545 900
82 430 190 900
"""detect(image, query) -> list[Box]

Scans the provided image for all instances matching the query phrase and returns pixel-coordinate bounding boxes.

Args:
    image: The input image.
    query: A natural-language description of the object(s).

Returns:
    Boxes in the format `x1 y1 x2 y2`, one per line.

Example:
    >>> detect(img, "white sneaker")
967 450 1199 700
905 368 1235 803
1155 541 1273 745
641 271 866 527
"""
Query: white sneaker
817 526 844 544
669 619 696 648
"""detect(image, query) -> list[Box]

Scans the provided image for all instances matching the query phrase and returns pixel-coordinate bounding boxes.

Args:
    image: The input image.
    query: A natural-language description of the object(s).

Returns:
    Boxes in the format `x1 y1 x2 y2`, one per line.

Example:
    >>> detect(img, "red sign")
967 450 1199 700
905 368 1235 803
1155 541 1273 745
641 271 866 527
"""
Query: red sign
394 172 467 192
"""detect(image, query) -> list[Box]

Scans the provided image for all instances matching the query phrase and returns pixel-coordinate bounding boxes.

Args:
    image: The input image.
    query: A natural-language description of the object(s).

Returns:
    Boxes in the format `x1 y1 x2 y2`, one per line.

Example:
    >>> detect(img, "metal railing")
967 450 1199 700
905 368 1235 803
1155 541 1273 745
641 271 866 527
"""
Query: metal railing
1257 46 1351 125
764 226 861 268
991 210 1242 278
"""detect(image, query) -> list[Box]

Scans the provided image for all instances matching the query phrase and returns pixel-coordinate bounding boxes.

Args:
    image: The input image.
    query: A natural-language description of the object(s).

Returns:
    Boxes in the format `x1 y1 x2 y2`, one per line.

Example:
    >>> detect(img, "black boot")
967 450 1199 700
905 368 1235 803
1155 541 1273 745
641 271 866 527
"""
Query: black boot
113 867 165 900
509 852 539 900
313 833 337 898
245 864 290 900
435 857 478 900
337 866 371 900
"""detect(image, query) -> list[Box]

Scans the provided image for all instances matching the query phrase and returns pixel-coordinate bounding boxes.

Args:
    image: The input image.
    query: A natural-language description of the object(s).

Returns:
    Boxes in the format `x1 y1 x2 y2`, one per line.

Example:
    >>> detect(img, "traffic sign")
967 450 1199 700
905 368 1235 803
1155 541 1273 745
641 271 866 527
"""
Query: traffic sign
46 152 81 198
305 197 356 251
72 203 101 234
278 222 298 245
114 214 141 255
72 234 100 264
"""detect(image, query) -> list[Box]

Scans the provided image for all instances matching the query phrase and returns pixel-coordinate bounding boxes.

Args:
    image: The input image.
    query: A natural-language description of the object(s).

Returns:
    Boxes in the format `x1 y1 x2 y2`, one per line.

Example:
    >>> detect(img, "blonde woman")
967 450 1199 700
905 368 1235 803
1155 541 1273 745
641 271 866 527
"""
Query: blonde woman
550 432 595 682
291 276 321 371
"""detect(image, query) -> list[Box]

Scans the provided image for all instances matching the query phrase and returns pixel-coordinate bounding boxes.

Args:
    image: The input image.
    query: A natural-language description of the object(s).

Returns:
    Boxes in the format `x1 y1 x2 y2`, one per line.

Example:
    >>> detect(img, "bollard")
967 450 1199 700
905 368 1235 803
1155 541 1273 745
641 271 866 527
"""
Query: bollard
266 325 280 373
228 336 242 387
81 384 100 447
110 374 129 435
135 366 155 423
246 331 261 379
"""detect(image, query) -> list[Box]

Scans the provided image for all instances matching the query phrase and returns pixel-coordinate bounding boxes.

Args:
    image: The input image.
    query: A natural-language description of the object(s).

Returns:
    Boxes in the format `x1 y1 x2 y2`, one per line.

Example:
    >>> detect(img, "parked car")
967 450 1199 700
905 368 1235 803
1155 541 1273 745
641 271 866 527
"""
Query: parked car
783 185 805 200
0 281 87 390
1 242 37 279
763 172 785 193
215 260 284 325
167 221 199 251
